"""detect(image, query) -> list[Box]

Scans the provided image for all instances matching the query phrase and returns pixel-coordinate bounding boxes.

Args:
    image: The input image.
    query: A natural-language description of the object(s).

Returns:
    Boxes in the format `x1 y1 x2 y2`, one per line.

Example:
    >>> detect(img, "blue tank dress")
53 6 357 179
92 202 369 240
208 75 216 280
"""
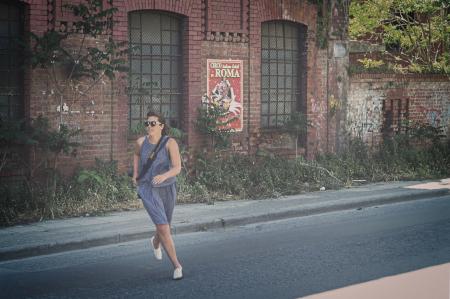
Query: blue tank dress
137 135 177 225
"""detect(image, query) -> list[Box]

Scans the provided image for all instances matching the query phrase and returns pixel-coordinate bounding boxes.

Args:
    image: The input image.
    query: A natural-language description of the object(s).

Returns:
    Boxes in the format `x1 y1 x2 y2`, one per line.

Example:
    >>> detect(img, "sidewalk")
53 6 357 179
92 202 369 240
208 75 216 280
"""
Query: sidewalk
1 179 449 262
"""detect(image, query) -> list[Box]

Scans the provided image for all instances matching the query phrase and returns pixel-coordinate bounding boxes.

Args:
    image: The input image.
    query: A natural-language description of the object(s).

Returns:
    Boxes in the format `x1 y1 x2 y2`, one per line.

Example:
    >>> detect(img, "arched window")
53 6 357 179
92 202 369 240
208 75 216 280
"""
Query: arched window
261 21 307 129
128 11 183 129
0 1 24 121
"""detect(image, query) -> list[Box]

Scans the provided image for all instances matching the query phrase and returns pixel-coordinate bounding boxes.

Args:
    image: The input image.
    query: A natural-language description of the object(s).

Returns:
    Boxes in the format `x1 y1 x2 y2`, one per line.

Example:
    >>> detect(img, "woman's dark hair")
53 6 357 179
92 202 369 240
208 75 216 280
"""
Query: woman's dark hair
146 111 168 135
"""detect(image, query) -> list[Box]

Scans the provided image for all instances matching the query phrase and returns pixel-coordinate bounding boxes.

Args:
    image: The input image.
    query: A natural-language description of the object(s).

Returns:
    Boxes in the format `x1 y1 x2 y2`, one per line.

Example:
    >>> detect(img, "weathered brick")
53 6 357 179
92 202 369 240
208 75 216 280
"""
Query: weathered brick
16 0 352 175
347 74 450 148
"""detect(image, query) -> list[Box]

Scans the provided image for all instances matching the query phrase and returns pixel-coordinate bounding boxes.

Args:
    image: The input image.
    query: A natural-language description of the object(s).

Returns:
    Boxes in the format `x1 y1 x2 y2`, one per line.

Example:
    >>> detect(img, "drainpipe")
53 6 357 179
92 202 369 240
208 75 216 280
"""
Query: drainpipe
247 3 251 154
110 79 114 161
326 44 330 153
325 0 330 153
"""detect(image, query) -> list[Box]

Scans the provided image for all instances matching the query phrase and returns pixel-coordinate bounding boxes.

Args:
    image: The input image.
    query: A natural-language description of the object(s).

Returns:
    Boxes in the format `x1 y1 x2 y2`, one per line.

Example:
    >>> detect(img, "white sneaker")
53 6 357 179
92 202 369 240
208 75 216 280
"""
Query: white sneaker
173 267 183 280
150 236 162 260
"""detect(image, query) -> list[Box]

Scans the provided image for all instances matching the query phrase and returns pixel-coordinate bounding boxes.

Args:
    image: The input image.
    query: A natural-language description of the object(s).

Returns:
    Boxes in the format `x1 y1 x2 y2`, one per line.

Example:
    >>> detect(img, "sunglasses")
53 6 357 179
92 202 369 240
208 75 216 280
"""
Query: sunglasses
144 120 162 127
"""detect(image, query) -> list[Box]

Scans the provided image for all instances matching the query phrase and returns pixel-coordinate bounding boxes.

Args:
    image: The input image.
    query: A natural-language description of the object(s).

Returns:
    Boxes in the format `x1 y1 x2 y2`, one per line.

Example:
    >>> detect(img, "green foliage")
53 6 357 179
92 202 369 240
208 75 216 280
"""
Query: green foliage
0 116 80 226
0 119 32 174
348 60 399 74
357 58 385 69
0 158 135 226
408 121 446 142
73 159 134 202
176 171 211 204
0 116 83 224
0 119 36 147
281 112 310 158
317 138 380 183
377 122 449 178
129 122 146 135
27 30 69 69
77 169 105 185
3 127 449 226
13 0 129 218
195 95 237 149
71 38 128 80
316 10 329 49
350 0 450 74
0 179 33 226
189 153 341 201
24 0 128 90
307 0 329 48
3 116 449 226
65 0 116 38
185 119 449 203
349 0 391 39
29 116 81 157
0 116 81 175
28 116 83 219
319 122 450 183
167 127 185 140
282 112 310 136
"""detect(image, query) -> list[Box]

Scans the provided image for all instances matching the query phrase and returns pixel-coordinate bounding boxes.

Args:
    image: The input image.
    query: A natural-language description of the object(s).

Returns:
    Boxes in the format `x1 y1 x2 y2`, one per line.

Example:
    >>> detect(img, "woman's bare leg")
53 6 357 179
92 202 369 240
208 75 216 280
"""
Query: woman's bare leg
156 224 182 269
153 233 160 248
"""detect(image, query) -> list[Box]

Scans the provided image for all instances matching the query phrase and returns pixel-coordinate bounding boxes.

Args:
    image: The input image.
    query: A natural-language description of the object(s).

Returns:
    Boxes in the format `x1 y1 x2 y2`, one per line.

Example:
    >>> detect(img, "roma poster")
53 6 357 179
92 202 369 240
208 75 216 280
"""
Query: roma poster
207 59 243 131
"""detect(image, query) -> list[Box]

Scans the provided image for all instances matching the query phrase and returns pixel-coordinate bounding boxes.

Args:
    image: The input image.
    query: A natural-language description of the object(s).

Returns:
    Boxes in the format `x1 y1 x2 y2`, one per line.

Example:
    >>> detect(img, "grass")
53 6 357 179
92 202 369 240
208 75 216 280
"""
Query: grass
1 133 449 227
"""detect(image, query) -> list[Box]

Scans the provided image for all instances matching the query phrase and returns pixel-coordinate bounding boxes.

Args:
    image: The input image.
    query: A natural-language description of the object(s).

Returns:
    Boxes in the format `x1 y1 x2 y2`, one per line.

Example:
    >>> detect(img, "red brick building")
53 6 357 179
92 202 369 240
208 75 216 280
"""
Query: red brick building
1 0 349 173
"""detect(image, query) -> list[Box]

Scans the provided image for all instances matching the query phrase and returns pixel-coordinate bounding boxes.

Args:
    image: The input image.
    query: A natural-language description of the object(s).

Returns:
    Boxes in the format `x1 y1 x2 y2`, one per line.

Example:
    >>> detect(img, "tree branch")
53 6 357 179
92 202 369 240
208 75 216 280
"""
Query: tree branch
47 66 63 97
297 161 344 185
65 33 87 90
79 72 106 96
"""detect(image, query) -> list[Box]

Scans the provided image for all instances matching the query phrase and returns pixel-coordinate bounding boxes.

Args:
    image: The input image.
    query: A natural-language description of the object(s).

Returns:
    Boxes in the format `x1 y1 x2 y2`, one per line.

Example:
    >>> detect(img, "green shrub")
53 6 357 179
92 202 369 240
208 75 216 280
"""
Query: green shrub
0 158 136 226
188 153 344 200
317 124 450 183
0 179 33 225
2 119 449 226
73 159 134 203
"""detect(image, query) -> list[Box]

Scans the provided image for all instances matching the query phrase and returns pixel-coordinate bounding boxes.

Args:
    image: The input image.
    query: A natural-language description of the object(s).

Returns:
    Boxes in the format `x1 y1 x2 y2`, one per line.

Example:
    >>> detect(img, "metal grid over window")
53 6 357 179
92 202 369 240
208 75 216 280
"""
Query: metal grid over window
0 1 24 121
261 21 307 129
128 11 182 129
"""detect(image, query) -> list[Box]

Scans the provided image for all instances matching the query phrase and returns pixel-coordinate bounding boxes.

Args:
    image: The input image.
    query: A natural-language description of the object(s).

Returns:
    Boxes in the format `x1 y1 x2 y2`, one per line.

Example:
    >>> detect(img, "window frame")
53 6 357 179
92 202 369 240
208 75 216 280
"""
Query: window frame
128 10 183 131
260 20 307 130
0 0 25 121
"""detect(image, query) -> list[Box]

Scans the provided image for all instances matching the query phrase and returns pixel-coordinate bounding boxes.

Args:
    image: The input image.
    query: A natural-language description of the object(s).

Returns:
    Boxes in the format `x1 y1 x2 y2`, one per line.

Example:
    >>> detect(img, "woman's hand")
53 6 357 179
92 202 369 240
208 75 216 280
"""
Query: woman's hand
152 174 167 185
132 176 138 187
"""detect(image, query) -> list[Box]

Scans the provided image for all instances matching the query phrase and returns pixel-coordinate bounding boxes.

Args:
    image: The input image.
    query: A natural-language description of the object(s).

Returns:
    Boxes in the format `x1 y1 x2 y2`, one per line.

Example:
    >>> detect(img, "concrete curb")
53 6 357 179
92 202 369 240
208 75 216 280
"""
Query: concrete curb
217 188 449 228
0 188 448 262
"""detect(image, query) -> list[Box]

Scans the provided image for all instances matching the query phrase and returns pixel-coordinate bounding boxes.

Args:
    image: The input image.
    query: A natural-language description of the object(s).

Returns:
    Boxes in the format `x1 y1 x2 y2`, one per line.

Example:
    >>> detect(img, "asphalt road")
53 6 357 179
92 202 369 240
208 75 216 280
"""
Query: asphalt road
1 195 450 299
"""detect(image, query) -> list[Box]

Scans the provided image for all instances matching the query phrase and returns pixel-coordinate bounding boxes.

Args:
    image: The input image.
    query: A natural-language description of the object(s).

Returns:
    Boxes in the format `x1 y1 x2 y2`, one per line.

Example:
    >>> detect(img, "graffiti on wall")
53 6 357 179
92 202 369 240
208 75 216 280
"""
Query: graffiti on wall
446 104 450 133
310 96 327 145
347 96 382 141
311 97 327 121
417 106 441 127
348 80 450 144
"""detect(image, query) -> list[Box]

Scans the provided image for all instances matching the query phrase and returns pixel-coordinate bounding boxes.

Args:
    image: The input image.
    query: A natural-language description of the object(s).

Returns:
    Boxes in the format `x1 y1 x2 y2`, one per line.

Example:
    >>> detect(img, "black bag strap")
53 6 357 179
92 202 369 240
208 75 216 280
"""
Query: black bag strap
137 136 170 181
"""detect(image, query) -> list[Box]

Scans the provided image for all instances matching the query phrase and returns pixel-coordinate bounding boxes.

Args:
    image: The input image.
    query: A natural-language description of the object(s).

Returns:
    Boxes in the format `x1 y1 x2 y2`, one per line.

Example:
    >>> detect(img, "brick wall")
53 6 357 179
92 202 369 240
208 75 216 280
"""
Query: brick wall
249 0 331 159
206 0 247 34
200 41 249 152
20 0 344 175
112 0 206 170
18 0 123 175
348 74 450 147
